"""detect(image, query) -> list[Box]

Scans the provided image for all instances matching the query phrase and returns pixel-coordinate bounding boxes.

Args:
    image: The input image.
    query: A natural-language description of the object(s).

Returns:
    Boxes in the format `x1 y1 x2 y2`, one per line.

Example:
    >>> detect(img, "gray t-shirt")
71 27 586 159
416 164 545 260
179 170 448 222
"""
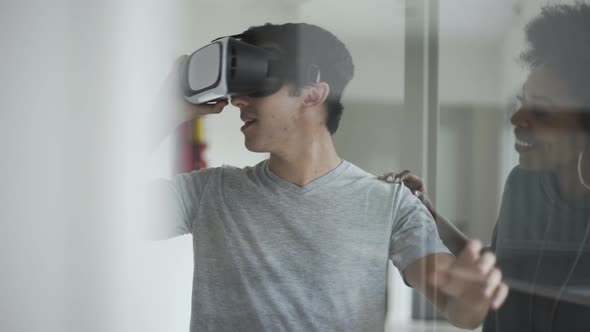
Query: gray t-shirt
152 160 449 332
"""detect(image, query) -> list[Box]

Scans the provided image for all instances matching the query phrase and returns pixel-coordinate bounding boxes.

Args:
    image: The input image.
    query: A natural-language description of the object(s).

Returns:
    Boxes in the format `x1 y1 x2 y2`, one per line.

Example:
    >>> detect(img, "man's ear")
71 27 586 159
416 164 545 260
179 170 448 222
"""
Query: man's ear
302 82 330 108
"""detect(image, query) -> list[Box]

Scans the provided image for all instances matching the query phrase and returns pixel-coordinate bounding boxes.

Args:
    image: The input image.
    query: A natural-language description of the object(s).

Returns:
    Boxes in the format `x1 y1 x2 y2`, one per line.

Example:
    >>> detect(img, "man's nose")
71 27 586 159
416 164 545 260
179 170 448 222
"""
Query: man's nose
231 95 251 109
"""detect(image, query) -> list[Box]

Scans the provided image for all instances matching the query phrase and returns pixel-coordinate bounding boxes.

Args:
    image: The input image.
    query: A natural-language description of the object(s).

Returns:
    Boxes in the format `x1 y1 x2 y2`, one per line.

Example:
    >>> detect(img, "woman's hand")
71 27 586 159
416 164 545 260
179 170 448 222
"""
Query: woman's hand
378 170 427 194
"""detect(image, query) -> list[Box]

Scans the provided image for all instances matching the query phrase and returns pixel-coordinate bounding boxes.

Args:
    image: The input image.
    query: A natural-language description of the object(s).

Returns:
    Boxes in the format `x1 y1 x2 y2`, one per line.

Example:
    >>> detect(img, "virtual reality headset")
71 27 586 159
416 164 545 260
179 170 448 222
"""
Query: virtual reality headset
181 34 321 104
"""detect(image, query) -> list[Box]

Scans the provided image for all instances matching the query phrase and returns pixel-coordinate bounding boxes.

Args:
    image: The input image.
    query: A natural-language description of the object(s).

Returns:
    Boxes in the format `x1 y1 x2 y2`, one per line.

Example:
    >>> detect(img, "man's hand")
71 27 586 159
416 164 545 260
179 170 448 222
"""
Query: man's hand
159 55 228 126
149 55 228 150
425 241 509 329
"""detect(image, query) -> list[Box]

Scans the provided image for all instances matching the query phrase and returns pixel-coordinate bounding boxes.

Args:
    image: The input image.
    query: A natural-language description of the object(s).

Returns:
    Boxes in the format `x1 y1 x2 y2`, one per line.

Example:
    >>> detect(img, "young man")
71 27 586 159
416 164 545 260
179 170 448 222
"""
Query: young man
151 23 508 331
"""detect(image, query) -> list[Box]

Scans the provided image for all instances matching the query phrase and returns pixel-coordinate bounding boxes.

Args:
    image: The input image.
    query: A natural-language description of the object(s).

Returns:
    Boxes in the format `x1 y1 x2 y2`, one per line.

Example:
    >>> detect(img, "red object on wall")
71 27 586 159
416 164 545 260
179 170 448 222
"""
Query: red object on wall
174 117 207 174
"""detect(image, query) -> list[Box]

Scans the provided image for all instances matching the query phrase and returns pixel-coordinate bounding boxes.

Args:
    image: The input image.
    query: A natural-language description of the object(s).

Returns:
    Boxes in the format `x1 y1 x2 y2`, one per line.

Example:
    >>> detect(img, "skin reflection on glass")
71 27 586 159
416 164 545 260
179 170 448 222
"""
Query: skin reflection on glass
383 3 590 332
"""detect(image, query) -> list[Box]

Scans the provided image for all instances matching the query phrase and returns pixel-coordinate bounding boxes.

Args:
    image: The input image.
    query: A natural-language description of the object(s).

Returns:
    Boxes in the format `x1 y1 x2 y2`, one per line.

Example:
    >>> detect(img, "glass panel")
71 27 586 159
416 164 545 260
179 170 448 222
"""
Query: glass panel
438 1 590 331
298 1 410 325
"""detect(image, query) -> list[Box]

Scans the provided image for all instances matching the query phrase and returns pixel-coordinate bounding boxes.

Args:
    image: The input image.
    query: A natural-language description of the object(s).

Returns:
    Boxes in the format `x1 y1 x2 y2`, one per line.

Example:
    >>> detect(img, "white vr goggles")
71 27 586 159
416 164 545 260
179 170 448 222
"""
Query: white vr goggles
181 34 321 104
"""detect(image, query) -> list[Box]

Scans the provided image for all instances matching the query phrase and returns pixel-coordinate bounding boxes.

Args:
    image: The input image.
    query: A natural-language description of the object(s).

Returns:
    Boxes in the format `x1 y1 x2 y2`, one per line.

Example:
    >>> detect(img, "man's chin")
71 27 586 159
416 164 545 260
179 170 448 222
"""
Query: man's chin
244 141 266 153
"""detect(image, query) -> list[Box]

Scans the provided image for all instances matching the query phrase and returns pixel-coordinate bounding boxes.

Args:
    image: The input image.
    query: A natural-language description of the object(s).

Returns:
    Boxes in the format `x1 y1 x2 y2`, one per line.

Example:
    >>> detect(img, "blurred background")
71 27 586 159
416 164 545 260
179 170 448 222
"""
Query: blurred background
0 0 575 331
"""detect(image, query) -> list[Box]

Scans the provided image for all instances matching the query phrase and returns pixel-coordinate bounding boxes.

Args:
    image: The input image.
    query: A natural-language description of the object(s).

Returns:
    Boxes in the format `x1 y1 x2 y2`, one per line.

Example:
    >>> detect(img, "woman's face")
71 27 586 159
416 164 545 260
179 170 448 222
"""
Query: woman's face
512 65 588 171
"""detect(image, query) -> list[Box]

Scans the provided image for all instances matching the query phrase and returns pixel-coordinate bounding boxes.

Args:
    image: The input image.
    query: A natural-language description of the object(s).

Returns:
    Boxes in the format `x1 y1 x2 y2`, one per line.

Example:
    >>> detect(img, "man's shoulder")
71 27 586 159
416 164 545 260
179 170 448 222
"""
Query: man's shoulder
178 160 265 179
341 161 374 179
175 166 222 181
340 161 401 194
219 160 266 177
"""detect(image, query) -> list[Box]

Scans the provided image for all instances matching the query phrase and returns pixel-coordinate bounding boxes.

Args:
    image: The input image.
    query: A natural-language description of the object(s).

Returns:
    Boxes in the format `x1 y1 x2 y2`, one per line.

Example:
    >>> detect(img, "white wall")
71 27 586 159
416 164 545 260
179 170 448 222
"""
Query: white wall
1 1 146 331
440 41 504 106
2 3 73 331
436 107 475 232
329 39 504 106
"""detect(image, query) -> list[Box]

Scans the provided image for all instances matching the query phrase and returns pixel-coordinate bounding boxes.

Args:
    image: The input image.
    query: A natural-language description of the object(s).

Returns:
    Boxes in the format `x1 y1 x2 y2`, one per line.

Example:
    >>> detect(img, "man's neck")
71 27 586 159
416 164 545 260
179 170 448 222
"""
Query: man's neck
268 134 342 187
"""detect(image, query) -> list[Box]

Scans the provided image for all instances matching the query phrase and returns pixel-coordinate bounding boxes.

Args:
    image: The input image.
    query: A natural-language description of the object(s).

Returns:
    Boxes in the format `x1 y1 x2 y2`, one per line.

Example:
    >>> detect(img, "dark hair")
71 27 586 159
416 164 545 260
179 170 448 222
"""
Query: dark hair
521 2 590 132
240 23 355 134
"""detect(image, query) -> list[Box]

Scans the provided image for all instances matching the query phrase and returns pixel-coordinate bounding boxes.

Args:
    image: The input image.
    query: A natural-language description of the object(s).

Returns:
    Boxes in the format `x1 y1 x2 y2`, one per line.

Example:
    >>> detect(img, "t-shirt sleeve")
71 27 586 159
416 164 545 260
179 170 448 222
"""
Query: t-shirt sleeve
389 185 451 281
146 167 218 239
